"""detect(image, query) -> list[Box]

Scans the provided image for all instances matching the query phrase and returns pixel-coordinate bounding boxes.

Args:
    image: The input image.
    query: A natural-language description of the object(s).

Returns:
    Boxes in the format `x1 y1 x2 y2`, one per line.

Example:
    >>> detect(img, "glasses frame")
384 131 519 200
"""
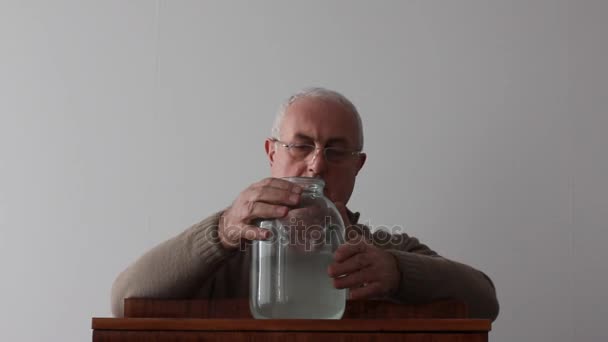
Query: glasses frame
270 138 363 164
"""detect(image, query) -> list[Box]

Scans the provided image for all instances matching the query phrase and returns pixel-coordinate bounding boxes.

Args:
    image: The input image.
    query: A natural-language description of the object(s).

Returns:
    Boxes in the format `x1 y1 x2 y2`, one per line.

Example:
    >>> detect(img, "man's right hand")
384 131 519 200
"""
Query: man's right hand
218 178 302 249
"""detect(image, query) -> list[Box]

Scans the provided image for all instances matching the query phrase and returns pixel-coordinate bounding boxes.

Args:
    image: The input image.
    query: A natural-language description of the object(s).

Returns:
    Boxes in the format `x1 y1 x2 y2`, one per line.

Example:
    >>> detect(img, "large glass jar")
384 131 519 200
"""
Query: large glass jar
250 177 346 319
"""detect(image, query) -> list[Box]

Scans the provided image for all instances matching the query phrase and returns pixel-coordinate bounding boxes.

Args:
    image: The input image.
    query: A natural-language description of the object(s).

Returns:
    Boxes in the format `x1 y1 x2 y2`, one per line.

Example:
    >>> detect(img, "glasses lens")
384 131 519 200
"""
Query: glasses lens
288 144 315 160
325 148 352 163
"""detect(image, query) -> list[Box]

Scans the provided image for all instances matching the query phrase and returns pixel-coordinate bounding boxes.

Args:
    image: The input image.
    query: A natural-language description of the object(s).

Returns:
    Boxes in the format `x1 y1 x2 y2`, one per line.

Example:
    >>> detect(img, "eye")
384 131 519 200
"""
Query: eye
325 148 350 160
289 144 315 156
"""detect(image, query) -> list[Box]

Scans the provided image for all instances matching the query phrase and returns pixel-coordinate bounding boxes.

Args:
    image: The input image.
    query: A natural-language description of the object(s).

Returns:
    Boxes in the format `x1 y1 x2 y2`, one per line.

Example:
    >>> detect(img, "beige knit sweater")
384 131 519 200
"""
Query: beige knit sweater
111 210 499 320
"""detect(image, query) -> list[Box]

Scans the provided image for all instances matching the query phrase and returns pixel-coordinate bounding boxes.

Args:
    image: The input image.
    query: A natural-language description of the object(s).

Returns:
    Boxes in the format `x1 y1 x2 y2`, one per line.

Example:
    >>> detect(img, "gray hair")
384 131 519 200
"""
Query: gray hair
271 87 364 149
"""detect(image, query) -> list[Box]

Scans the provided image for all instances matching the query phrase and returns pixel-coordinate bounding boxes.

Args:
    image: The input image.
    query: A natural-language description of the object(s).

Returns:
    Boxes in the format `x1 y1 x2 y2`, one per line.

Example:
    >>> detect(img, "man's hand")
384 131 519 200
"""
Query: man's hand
328 203 401 300
218 178 302 249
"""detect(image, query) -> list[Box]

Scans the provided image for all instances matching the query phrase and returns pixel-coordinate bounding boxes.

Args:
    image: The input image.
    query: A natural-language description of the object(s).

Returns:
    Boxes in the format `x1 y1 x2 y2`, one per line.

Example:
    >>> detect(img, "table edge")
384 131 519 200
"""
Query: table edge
92 317 491 332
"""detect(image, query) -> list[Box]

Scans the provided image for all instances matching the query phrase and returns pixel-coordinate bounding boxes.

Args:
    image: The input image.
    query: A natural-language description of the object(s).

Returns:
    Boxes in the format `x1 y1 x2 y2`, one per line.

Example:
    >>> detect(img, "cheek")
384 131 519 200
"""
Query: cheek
271 159 308 178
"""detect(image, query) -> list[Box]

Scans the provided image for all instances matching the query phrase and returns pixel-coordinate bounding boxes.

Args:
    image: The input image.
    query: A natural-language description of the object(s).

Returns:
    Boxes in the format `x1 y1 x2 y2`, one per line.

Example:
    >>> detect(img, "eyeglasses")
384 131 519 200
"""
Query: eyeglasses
271 138 362 164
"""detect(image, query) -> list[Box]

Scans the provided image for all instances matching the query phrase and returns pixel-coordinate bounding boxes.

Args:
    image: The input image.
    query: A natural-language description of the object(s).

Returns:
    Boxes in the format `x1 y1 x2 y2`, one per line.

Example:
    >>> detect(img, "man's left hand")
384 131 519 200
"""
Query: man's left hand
328 202 401 300
328 238 401 300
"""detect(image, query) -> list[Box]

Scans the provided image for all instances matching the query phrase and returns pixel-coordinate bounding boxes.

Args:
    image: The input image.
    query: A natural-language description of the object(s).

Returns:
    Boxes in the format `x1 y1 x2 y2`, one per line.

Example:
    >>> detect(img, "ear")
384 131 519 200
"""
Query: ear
265 138 276 166
355 153 367 175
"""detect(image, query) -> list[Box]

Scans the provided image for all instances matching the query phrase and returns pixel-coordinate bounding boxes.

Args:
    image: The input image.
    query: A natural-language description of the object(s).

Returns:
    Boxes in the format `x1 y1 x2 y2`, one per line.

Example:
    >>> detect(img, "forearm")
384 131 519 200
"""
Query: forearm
387 250 499 321
110 211 234 317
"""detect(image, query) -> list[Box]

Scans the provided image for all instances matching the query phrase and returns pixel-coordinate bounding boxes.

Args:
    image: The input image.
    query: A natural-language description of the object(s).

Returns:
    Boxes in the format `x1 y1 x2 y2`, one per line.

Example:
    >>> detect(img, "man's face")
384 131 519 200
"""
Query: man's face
265 97 366 205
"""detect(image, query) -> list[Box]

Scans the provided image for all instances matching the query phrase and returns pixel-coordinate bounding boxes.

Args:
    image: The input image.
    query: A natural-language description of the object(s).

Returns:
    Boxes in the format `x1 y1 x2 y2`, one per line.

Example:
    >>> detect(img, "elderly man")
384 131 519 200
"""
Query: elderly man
111 87 499 320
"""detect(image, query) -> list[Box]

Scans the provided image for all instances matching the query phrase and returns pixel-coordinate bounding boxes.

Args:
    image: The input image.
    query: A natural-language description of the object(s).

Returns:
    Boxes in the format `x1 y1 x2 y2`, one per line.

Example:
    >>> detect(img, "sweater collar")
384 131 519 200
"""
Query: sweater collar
346 208 360 225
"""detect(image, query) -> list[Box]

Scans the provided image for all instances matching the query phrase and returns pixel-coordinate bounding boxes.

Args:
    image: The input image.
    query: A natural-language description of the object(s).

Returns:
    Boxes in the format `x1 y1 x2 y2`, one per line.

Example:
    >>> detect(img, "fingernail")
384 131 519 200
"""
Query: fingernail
276 206 287 216
292 186 302 194
289 194 299 203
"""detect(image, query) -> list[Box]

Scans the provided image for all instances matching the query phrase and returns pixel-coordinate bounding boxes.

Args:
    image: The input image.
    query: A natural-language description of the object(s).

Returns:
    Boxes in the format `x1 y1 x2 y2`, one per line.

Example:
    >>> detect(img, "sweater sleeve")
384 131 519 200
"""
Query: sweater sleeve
367 227 499 321
110 211 235 317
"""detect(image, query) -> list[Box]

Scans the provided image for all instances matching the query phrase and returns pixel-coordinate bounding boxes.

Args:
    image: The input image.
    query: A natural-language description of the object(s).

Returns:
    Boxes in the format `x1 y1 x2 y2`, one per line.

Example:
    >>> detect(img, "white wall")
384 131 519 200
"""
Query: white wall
0 1 606 341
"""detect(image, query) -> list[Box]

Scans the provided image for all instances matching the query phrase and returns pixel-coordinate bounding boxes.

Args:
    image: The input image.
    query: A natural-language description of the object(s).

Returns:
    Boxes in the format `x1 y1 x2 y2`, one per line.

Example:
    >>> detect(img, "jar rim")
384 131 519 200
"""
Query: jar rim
282 176 325 189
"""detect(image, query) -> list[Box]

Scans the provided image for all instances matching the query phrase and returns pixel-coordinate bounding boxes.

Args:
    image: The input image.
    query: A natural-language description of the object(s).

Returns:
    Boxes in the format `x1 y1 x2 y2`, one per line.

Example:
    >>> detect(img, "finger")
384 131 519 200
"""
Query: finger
327 252 371 277
257 177 303 193
332 268 371 289
348 282 383 300
248 185 301 207
245 202 289 221
333 241 367 263
241 225 272 241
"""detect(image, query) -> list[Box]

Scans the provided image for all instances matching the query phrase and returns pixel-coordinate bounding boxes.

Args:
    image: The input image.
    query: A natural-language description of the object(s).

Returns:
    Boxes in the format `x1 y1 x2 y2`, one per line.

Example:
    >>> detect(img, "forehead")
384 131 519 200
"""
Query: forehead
280 97 360 146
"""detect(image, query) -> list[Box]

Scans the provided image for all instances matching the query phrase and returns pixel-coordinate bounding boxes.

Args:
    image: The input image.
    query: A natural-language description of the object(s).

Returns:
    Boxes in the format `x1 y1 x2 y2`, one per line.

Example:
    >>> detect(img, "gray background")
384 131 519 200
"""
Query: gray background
1 1 606 341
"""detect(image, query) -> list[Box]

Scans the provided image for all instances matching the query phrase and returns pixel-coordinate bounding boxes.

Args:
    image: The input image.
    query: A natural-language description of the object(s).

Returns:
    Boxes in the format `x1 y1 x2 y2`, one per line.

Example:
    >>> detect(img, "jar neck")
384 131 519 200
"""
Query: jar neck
282 177 325 195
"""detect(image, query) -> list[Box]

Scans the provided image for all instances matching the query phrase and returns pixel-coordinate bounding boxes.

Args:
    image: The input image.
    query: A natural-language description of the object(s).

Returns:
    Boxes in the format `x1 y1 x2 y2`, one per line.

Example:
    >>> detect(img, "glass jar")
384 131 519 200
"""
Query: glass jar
250 177 346 319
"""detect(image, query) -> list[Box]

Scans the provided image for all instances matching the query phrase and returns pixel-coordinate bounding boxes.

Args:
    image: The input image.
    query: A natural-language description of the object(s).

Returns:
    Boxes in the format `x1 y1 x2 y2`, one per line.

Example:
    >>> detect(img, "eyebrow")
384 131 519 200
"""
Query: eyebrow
293 133 350 146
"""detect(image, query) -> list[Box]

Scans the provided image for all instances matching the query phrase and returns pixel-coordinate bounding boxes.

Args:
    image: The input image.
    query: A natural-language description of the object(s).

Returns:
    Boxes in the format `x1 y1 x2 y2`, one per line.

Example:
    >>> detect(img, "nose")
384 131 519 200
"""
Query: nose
306 148 327 177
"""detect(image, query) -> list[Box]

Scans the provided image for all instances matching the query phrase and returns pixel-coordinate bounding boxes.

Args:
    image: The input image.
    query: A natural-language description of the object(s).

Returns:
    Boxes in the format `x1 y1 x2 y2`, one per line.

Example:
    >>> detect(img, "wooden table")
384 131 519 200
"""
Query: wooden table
92 298 491 341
